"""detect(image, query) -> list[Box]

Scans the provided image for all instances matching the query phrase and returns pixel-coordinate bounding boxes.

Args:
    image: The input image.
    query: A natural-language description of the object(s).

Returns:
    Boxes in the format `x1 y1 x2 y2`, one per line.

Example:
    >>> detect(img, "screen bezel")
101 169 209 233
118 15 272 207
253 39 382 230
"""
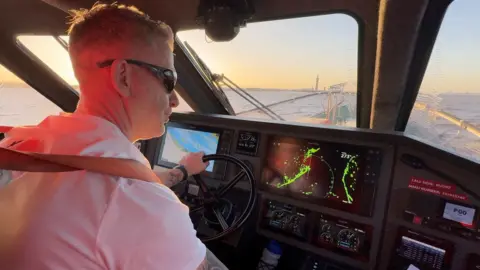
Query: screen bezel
390 227 454 270
260 136 370 214
155 122 225 179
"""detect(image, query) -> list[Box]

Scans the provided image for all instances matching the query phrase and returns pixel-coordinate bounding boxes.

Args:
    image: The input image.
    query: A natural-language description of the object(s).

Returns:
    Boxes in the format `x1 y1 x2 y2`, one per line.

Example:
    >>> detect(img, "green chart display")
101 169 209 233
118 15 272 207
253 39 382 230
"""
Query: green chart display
262 138 362 205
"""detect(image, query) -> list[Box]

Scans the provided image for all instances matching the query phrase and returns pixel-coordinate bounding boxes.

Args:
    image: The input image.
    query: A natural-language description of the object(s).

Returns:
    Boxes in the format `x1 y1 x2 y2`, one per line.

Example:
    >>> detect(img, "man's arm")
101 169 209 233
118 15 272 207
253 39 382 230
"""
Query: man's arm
155 168 184 187
155 152 209 188
98 181 207 269
197 248 229 270
197 258 208 270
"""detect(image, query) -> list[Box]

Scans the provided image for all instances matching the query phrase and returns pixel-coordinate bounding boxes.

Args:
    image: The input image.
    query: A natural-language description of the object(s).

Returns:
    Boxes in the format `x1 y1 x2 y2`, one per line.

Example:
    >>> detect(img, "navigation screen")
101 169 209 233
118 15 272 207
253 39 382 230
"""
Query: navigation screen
262 137 363 205
159 126 220 172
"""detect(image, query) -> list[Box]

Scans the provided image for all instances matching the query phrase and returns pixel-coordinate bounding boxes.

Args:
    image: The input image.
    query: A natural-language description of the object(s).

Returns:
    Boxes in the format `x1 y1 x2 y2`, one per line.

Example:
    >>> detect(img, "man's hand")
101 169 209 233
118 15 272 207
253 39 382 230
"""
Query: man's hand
155 152 210 187
179 152 210 176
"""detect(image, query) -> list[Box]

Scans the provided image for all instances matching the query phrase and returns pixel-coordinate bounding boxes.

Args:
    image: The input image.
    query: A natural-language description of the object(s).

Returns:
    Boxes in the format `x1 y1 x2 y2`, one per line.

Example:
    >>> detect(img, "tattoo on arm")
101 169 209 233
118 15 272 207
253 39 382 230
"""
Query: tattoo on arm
165 169 183 187
196 257 209 270
154 168 185 187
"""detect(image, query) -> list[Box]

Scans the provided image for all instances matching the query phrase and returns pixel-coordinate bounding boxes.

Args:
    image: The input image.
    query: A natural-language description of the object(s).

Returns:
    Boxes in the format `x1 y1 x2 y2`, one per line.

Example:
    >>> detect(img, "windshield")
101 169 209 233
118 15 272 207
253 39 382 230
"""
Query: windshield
405 0 480 163
177 14 358 126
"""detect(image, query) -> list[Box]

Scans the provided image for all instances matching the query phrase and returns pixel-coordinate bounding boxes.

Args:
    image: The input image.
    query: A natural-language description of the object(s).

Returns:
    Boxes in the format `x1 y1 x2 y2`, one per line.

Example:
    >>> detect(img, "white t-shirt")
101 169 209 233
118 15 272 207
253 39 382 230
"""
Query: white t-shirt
0 113 206 269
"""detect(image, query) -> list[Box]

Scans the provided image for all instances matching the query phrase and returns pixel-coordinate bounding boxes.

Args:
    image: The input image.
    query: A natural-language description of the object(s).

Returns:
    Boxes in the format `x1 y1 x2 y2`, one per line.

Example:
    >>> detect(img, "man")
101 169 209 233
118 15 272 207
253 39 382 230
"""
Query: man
0 3 223 269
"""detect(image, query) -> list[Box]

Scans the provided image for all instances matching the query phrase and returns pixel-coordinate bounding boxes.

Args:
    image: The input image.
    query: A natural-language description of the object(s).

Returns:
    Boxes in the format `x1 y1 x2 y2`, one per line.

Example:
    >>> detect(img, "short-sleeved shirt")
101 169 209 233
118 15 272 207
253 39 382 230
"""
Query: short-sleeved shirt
0 113 206 269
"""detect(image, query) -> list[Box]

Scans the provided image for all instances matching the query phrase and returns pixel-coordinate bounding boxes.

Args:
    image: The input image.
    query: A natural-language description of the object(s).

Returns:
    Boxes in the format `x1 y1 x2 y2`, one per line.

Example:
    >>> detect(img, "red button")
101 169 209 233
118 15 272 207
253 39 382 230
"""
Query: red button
413 216 423 225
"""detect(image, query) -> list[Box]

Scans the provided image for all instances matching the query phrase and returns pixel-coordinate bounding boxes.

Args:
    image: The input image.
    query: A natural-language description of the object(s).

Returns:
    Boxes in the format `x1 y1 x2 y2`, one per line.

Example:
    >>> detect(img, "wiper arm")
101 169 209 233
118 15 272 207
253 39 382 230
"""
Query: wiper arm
54 36 68 51
179 39 283 120
177 39 235 115
212 74 284 121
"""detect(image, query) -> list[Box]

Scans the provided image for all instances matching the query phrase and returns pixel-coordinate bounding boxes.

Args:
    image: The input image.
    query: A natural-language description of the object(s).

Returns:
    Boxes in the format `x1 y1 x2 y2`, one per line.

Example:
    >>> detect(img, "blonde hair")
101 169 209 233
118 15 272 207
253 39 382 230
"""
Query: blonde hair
67 2 174 58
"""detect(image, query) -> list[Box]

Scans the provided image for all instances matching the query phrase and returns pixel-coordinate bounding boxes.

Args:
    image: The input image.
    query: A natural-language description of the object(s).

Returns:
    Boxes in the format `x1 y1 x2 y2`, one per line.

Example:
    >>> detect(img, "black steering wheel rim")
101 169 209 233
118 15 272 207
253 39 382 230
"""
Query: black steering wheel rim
188 154 257 242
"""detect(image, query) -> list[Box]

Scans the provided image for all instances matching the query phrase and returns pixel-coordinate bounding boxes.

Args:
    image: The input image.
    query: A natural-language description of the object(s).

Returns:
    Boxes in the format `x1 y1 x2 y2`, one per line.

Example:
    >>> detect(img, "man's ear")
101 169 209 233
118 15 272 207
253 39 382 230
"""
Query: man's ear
110 59 132 97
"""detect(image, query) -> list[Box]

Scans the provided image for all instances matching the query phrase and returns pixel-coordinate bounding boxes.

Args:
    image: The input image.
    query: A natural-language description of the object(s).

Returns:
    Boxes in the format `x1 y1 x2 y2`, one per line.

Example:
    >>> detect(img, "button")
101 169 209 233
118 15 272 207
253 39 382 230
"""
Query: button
437 224 451 232
455 228 473 239
413 216 423 225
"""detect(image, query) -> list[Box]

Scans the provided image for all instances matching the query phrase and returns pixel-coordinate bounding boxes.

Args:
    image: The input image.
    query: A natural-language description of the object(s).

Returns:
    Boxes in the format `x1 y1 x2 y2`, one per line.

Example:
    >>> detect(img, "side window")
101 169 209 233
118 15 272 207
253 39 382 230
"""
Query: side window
405 0 480 163
0 64 62 126
17 35 194 113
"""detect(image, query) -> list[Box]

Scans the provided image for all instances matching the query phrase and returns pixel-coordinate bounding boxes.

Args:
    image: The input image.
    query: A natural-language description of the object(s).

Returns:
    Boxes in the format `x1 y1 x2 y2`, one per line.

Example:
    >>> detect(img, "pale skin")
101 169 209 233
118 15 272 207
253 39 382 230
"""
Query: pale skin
71 36 209 187
70 32 211 269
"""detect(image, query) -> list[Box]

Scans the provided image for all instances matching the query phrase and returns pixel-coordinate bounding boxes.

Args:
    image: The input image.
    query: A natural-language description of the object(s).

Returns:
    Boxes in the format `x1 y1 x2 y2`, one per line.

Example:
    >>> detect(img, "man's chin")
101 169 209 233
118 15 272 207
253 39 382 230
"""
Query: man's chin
139 126 166 140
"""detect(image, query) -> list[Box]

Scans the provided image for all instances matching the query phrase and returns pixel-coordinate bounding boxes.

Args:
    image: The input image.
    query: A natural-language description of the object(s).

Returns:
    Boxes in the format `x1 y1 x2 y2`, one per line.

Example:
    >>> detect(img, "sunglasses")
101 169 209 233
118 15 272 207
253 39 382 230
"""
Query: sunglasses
97 59 177 93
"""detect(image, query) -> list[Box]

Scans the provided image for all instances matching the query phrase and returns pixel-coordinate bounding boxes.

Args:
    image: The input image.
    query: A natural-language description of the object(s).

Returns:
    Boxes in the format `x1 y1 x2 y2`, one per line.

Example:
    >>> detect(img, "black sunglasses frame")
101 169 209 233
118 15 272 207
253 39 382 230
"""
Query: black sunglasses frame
97 59 177 93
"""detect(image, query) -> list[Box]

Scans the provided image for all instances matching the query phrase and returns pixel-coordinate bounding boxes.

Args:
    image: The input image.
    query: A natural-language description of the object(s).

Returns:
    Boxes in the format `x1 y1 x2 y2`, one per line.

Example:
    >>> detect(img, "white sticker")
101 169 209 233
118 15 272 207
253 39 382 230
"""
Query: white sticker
188 184 200 196
443 202 476 225
407 265 420 270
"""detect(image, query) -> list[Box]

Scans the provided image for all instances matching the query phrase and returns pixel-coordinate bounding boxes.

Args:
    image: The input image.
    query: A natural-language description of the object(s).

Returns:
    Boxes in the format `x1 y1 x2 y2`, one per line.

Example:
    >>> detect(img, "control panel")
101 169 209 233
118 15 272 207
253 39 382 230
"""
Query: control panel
315 213 372 261
261 200 309 239
403 192 479 242
259 199 373 262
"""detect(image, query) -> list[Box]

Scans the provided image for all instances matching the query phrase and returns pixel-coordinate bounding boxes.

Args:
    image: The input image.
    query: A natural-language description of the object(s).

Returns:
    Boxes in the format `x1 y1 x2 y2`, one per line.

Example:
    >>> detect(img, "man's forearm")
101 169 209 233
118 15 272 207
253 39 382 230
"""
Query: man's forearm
196 248 229 270
155 168 184 187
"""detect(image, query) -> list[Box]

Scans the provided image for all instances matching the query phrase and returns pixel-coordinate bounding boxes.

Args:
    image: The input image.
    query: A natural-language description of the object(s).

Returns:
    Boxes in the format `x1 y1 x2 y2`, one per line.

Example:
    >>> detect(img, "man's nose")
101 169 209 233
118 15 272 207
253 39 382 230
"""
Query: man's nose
169 91 179 108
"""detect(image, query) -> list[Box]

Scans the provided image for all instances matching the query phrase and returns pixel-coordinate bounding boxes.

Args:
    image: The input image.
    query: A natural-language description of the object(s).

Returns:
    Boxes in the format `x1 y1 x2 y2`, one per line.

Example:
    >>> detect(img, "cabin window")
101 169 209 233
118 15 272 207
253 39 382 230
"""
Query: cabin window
405 0 480 163
15 36 194 113
177 14 358 127
0 64 62 126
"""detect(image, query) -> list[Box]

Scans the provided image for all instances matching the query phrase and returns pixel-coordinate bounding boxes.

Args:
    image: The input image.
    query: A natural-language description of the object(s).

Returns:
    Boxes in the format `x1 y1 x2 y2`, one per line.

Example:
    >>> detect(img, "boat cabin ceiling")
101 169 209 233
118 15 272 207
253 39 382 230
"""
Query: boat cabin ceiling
1 0 479 269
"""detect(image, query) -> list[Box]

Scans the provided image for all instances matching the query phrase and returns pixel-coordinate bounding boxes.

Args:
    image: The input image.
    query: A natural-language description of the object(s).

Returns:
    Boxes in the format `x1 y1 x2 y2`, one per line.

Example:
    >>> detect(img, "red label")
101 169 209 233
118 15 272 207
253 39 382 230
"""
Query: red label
409 177 455 191
408 177 467 202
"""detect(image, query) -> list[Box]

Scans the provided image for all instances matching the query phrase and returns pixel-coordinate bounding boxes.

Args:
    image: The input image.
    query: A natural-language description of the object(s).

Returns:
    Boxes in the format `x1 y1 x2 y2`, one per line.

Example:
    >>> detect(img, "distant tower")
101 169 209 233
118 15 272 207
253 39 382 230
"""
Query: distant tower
315 75 319 91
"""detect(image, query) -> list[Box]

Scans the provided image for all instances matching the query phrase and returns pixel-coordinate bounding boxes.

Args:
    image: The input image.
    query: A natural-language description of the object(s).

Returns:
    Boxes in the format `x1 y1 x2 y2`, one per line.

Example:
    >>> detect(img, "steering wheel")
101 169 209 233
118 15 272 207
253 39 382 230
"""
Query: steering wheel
184 154 257 242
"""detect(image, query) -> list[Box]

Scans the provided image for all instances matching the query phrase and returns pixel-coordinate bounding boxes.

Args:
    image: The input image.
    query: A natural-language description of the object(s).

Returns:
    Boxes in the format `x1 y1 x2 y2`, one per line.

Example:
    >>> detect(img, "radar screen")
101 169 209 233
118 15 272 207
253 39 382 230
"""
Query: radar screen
262 136 363 205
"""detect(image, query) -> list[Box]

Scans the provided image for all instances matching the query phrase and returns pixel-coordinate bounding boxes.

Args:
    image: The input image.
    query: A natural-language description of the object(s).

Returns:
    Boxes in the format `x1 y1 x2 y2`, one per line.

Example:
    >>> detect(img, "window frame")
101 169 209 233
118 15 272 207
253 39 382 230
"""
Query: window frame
395 0 454 130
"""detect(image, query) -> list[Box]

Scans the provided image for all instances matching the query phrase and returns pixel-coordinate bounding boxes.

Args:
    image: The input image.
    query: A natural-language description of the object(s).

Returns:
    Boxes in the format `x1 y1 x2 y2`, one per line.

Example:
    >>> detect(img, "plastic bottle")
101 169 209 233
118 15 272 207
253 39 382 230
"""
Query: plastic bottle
256 240 282 270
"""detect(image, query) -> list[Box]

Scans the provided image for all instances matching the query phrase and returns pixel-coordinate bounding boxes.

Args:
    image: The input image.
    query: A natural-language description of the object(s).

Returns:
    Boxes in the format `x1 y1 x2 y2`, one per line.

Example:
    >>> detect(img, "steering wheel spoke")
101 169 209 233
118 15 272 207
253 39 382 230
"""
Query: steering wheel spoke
212 207 229 230
193 174 218 201
216 170 246 197
188 154 257 242
190 204 205 214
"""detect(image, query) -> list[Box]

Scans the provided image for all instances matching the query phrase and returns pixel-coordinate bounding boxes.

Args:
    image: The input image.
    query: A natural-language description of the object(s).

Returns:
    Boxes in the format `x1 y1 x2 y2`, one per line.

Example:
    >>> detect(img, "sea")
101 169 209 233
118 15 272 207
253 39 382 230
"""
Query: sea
1 87 479 163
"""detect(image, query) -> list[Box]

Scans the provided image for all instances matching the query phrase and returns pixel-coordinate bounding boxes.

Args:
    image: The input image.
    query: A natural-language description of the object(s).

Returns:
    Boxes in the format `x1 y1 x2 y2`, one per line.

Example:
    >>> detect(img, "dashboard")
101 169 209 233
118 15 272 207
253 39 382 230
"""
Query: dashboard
149 113 480 270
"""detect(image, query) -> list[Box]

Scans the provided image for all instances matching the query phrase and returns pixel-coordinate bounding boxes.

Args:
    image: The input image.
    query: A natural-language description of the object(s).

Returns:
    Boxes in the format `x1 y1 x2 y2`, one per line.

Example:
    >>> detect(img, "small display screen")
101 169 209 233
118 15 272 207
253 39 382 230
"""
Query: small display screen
262 136 363 205
442 202 476 226
159 126 220 172
398 237 446 270
236 131 260 155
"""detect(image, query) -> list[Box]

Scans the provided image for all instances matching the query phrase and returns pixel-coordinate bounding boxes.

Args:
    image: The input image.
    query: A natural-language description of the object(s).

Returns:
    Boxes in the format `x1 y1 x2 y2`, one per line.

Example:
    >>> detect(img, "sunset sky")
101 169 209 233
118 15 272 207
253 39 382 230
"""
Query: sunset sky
1 0 478 93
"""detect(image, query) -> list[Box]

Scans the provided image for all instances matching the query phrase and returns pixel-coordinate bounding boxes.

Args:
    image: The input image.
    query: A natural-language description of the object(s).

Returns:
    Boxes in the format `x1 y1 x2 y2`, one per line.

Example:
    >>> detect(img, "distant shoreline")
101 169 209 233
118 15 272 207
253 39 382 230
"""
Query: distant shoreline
1 84 478 94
